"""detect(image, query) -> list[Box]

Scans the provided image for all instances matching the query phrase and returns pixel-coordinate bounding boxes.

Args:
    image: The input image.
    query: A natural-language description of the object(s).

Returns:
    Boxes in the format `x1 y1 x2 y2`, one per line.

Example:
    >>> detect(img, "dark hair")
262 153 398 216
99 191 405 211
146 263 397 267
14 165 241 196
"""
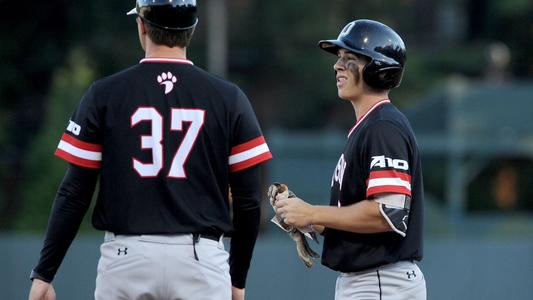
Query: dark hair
145 22 194 48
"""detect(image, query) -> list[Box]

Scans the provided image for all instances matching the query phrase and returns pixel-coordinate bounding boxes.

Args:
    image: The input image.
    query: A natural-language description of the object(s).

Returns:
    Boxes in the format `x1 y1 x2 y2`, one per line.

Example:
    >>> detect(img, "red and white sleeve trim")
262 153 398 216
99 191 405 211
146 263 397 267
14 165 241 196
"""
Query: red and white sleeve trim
229 136 272 172
366 170 411 197
55 133 102 169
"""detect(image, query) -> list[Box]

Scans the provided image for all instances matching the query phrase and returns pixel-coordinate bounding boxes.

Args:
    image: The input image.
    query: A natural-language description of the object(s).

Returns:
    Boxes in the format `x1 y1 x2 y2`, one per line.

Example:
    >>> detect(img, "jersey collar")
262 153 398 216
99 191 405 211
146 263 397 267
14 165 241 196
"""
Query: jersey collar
140 58 194 65
347 99 390 138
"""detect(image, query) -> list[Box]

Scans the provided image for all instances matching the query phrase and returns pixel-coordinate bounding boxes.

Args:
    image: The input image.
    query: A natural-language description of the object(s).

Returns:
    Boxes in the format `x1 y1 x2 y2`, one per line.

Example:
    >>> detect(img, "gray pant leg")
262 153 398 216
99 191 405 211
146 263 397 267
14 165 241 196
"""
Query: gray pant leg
95 236 157 300
380 261 426 300
167 237 231 300
335 261 426 300
335 271 380 300
95 234 231 300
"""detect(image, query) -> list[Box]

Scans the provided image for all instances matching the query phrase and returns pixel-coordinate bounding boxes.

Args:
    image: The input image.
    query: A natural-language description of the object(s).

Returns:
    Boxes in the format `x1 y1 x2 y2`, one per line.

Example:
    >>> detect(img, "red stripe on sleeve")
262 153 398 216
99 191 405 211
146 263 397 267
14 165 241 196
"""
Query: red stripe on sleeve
55 149 102 169
366 185 411 198
367 170 411 183
61 133 102 152
229 152 272 172
230 136 266 155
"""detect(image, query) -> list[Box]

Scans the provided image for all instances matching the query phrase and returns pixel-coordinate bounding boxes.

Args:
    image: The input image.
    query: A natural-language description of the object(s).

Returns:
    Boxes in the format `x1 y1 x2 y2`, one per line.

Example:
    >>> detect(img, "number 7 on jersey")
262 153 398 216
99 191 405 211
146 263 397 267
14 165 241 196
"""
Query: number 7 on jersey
131 107 205 178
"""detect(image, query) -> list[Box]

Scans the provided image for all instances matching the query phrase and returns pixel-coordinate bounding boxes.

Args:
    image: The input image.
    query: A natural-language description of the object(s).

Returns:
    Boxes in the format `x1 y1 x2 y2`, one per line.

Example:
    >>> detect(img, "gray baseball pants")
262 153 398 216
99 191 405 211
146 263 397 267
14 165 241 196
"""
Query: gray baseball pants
94 232 230 300
335 260 426 300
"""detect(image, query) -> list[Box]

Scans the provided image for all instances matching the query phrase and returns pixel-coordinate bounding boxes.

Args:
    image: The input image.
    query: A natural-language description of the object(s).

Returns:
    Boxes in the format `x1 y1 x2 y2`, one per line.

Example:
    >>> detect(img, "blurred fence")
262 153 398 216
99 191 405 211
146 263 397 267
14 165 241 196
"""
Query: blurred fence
2 233 533 300
3 81 533 299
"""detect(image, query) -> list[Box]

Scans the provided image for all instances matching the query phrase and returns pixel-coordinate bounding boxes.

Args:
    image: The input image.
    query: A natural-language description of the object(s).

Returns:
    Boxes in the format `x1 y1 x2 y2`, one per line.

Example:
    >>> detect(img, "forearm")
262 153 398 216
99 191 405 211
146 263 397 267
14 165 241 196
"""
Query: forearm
228 165 261 289
311 200 391 234
229 204 260 288
32 164 98 281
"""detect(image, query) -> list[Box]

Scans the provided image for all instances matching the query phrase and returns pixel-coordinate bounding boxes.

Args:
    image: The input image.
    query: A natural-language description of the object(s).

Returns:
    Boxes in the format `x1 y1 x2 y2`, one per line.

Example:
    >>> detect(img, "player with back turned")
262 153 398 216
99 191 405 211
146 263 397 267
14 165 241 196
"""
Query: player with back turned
275 20 427 299
28 1 272 299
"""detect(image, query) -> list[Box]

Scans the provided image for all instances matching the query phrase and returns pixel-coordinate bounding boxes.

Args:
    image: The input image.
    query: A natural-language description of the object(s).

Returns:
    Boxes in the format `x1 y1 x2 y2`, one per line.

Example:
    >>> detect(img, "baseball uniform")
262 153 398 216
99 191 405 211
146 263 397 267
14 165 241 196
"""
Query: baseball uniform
324 99 425 299
31 57 272 299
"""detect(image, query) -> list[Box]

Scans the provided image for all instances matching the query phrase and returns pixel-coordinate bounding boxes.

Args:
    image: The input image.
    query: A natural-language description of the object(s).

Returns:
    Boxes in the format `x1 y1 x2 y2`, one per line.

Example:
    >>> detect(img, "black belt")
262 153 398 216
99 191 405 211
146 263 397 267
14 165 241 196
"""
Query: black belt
192 233 221 261
194 233 221 242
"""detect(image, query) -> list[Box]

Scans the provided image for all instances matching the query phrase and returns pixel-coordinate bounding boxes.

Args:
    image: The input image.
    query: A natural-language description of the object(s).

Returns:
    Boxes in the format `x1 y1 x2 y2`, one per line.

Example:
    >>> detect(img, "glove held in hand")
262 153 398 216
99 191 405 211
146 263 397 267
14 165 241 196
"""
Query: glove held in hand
268 183 320 268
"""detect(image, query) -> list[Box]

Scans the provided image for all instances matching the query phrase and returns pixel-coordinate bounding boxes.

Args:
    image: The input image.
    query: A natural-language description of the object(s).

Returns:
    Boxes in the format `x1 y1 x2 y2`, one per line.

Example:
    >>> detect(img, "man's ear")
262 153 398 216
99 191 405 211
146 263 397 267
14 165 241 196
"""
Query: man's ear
137 17 147 35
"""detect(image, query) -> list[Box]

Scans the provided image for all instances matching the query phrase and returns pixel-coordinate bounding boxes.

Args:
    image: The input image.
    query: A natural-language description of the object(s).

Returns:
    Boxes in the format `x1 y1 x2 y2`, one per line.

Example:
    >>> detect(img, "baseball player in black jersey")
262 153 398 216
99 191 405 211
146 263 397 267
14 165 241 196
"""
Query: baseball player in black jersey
28 1 272 299
275 20 426 299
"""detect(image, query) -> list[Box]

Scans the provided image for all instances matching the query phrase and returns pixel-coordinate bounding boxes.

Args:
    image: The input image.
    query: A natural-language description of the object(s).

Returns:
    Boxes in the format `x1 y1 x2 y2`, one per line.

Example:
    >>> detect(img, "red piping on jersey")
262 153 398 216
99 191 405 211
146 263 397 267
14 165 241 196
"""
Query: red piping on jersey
347 99 390 138
55 148 102 169
231 136 267 155
140 58 194 65
61 133 102 151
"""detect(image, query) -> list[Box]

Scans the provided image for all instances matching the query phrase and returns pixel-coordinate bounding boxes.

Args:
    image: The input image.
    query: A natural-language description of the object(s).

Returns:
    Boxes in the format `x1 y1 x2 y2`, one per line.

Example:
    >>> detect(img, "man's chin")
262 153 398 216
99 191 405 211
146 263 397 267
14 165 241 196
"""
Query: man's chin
337 91 351 101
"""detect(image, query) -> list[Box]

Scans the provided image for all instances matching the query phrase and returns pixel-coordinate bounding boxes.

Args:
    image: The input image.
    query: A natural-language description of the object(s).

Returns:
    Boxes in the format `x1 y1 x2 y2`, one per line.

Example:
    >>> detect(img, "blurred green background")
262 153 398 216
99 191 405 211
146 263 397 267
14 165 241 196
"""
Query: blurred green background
1 0 532 299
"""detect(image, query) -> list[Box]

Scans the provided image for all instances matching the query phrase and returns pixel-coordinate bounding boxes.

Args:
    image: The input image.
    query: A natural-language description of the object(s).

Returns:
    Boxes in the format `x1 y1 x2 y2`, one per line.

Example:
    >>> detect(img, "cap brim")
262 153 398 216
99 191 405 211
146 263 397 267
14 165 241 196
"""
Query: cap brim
126 7 137 16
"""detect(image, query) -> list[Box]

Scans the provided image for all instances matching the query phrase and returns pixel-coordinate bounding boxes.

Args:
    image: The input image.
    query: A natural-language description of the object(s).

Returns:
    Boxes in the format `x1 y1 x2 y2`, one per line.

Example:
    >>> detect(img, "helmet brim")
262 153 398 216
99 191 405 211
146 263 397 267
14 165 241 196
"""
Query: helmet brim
318 39 398 65
318 39 355 56
126 8 137 16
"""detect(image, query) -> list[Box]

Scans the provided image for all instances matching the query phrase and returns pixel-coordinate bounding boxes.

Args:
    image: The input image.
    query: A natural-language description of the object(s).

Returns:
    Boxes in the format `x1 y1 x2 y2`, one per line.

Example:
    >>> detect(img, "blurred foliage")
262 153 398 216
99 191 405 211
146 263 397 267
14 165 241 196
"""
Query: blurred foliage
13 48 96 231
228 0 421 129
0 111 6 149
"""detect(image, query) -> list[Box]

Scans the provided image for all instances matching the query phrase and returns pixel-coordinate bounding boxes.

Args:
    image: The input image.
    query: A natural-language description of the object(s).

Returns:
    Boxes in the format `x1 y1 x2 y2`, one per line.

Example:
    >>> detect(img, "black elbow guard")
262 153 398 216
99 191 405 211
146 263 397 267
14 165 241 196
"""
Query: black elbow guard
379 204 409 237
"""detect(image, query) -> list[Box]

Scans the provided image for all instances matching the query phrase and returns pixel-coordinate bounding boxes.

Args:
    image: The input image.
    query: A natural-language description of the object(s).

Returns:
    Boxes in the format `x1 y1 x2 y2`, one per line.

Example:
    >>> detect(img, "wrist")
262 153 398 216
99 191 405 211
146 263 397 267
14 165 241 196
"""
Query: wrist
232 286 245 300
310 224 323 234
29 270 51 283
308 204 318 225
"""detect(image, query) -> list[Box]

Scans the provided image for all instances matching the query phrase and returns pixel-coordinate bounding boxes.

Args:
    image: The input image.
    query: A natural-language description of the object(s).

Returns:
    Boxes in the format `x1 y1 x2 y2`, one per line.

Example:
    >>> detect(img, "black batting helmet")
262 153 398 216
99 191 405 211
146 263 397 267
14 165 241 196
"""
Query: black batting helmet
127 0 198 31
318 19 406 90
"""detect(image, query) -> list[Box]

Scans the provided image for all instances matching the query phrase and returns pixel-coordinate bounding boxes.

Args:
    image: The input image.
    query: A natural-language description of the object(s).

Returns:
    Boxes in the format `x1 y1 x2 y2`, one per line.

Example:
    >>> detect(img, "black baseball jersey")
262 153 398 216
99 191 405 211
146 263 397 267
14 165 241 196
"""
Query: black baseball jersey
55 58 272 235
322 99 423 272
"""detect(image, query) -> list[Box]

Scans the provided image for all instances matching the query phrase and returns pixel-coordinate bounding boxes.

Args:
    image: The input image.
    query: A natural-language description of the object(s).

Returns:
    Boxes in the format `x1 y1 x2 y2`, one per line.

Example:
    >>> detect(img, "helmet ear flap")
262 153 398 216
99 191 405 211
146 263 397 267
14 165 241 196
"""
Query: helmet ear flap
362 61 403 90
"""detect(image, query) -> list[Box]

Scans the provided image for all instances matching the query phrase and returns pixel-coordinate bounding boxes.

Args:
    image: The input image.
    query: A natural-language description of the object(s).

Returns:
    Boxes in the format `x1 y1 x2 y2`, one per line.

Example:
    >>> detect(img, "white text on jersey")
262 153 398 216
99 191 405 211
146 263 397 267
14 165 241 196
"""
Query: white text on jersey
331 154 347 190
66 120 81 136
370 155 409 171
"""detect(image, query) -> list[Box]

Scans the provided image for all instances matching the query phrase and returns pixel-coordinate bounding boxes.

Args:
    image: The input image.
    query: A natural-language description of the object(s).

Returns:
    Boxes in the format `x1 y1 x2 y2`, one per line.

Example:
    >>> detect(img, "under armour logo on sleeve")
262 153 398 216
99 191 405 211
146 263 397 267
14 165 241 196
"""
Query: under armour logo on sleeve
117 247 128 256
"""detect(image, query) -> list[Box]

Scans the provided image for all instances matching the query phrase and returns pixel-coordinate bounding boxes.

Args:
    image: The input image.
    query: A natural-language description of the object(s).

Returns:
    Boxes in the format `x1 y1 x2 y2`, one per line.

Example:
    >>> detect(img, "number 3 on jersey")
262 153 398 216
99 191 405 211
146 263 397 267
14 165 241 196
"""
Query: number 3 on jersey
131 107 205 178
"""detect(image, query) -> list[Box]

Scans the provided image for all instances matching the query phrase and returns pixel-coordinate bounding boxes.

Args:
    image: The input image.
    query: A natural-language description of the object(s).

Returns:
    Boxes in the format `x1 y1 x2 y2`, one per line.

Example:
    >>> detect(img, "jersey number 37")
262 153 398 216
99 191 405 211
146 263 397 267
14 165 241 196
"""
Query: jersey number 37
131 107 205 179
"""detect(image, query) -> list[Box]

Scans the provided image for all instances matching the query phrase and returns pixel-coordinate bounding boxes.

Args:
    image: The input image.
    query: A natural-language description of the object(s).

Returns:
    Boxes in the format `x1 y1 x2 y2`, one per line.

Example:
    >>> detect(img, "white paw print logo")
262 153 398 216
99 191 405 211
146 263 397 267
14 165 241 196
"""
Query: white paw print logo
157 72 178 94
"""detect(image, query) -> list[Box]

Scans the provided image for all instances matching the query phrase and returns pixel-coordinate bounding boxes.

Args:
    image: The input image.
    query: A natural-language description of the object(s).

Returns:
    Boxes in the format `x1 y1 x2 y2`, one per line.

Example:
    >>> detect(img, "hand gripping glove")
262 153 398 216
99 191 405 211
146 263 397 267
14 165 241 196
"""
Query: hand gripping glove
268 183 320 267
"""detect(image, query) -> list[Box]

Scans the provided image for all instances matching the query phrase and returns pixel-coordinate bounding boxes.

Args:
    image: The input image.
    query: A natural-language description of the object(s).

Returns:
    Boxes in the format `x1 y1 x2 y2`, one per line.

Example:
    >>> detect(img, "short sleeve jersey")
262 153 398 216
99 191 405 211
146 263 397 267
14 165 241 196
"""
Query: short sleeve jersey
322 100 424 272
54 58 272 235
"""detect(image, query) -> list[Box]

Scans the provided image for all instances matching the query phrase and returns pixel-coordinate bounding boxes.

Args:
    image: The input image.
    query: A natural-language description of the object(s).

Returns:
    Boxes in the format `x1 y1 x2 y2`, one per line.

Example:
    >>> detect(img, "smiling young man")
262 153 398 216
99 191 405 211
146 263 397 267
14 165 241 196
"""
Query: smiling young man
275 19 426 299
